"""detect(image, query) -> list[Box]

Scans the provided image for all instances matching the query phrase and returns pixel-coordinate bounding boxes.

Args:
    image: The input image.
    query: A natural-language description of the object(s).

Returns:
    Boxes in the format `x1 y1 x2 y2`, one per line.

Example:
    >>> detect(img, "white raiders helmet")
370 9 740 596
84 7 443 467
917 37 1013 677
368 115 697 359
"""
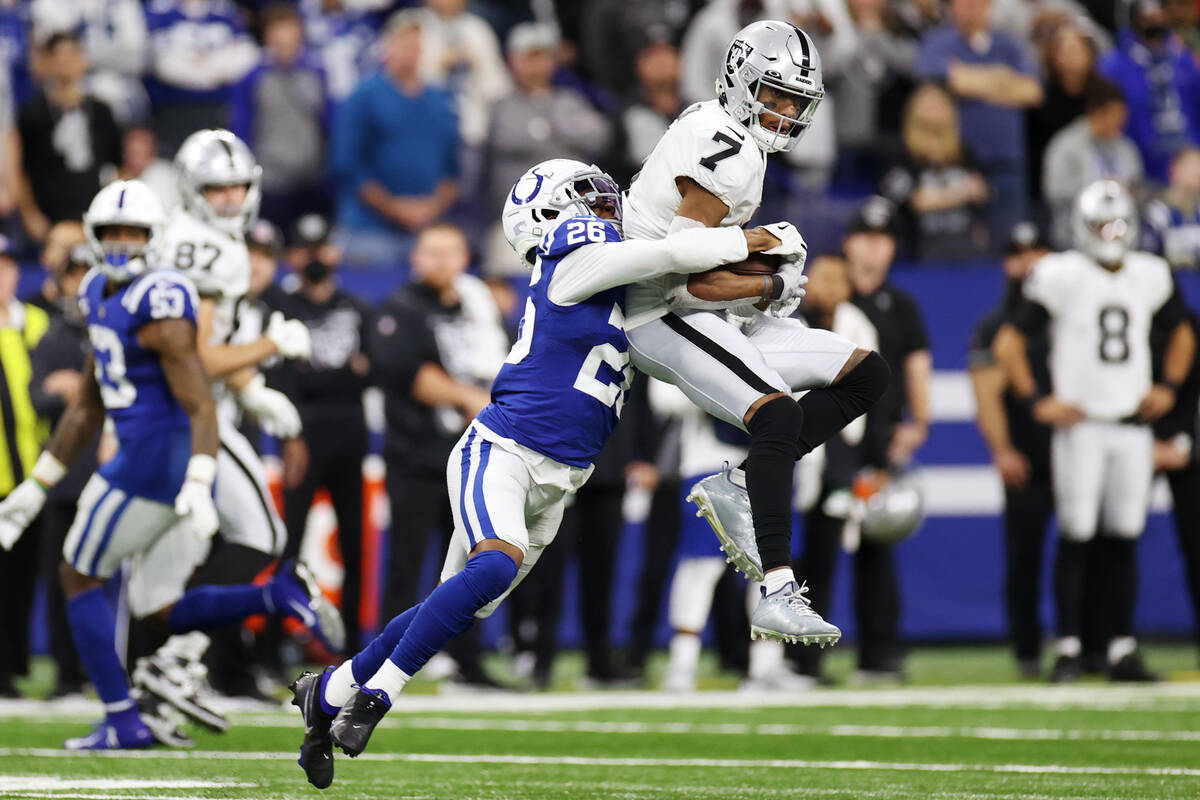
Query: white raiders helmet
1072 179 1139 266
83 180 166 283
175 129 262 238
860 471 924 545
501 159 622 266
717 20 824 153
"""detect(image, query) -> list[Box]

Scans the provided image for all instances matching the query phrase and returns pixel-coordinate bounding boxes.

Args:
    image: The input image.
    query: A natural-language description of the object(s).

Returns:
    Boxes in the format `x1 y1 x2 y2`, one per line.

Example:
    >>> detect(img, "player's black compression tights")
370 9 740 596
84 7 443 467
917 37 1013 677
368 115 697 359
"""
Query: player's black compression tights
1101 536 1138 639
796 351 890 455
745 395 805 572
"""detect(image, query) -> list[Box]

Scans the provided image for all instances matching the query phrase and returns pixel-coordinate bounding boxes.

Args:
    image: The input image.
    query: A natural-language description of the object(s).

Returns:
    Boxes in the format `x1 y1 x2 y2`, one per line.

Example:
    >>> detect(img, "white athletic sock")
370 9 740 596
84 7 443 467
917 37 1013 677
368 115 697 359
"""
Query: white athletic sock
748 639 785 679
1108 636 1137 665
667 632 702 675
323 661 358 708
1055 636 1081 658
365 659 411 700
763 568 796 595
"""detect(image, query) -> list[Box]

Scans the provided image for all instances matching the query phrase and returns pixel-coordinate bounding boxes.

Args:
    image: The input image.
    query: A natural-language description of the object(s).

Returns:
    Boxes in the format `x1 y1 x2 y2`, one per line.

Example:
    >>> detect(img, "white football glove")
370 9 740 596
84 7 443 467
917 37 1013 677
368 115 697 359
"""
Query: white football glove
238 374 303 438
768 261 808 318
0 479 47 551
266 312 312 360
174 455 219 541
760 221 809 264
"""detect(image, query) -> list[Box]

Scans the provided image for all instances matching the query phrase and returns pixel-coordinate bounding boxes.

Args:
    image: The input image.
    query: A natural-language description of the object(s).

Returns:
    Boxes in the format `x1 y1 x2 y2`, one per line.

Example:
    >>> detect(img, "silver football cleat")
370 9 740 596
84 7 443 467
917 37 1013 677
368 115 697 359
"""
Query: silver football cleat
131 651 228 733
750 581 841 647
686 465 764 581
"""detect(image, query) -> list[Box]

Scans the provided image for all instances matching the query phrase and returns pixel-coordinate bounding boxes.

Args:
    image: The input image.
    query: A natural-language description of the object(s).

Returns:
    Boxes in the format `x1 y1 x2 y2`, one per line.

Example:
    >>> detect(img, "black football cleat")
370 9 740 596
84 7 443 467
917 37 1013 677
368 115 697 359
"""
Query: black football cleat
1048 654 1083 683
329 686 391 758
1109 653 1161 683
290 669 336 789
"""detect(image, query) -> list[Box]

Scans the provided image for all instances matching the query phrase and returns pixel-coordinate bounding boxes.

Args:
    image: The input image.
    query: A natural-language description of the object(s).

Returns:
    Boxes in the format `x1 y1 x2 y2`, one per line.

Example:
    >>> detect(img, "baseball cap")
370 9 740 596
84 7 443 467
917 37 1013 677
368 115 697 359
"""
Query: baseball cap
507 22 560 56
1005 221 1051 255
845 196 896 237
288 214 332 249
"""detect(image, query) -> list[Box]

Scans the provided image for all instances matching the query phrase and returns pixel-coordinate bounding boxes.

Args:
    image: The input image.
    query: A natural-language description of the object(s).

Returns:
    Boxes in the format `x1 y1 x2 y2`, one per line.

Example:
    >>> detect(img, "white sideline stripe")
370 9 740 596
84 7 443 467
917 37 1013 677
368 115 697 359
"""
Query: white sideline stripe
6 683 1200 718
3 748 1199 778
930 371 975 422
4 795 250 800
0 778 250 790
297 716 1200 743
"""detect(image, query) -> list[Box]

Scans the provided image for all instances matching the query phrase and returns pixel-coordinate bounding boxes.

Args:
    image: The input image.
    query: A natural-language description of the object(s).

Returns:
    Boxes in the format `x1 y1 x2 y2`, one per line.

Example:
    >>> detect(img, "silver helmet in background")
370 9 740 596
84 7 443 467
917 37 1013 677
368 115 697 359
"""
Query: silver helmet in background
174 129 262 238
1072 179 1139 266
860 471 925 545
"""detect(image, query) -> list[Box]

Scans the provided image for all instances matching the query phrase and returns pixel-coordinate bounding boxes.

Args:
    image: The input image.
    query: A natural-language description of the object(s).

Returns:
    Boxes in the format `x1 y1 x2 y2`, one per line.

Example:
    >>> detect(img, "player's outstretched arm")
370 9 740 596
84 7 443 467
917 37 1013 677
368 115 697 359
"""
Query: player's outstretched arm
193 298 310 378
0 356 104 550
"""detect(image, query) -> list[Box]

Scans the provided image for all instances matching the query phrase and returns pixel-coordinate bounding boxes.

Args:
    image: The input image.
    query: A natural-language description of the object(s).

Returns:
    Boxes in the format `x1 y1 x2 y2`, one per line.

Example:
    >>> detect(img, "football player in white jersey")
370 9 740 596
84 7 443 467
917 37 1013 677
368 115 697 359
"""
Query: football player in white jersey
996 180 1195 682
622 21 889 644
133 129 334 731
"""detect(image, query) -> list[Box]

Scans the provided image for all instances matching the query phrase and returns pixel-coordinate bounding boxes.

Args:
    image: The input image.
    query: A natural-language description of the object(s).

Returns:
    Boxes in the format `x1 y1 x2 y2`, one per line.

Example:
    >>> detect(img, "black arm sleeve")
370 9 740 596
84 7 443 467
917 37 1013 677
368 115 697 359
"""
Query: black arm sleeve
1152 286 1188 333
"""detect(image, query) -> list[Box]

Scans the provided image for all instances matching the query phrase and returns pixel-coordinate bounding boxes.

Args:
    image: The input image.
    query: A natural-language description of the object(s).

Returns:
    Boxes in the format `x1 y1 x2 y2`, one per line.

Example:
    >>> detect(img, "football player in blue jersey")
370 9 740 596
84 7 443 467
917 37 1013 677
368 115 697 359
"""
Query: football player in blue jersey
0 180 341 750
287 158 807 787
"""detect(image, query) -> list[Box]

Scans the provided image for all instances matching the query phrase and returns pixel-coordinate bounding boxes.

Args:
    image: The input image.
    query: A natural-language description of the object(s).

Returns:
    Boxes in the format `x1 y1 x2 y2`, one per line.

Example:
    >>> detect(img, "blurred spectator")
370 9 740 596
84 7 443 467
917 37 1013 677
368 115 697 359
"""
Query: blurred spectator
619 41 684 181
790 253 881 684
991 0 1111 51
144 0 259 154
680 0 780 105
110 127 178 213
29 238 94 698
487 23 611 222
823 0 918 156
1042 77 1143 248
1100 0 1200 183
880 82 989 260
0 67 17 230
16 31 121 239
231 4 332 233
1144 146 1200 269
916 0 1043 247
0 0 32 105
329 11 459 268
1163 0 1200 55
1026 23 1098 210
417 0 510 149
968 222 1055 677
0 238 49 697
299 0 383 103
271 214 371 650
578 0 697 96
369 222 507 686
843 197 931 678
30 0 150 125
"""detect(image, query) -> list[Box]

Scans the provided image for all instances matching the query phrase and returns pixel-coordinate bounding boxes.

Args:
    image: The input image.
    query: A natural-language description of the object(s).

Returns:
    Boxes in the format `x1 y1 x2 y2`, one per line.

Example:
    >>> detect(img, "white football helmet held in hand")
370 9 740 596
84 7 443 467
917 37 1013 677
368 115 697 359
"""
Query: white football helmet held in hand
501 159 623 266
266 312 312 360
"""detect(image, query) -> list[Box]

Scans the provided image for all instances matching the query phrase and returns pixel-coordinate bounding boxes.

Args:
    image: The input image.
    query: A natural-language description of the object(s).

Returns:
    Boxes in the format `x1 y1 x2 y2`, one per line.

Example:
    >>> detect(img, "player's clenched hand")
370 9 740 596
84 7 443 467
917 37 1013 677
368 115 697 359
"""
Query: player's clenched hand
0 479 47 550
266 312 312 360
767 261 808 318
758 222 808 264
1033 396 1084 428
238 374 303 438
992 446 1030 488
1137 384 1176 423
174 455 219 540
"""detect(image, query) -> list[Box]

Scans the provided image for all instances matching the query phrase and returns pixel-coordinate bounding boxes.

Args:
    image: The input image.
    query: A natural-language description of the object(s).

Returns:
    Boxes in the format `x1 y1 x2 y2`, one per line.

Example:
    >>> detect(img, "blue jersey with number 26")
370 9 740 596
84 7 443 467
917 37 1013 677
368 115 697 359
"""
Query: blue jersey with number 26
477 216 634 468
77 268 200 502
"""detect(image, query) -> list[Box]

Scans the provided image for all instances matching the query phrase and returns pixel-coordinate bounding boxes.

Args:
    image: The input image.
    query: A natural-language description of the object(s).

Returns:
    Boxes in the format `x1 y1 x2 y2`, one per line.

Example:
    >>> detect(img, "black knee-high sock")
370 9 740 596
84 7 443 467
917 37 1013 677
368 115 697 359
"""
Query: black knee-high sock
1054 539 1088 640
745 396 805 572
796 351 890 454
1102 536 1138 639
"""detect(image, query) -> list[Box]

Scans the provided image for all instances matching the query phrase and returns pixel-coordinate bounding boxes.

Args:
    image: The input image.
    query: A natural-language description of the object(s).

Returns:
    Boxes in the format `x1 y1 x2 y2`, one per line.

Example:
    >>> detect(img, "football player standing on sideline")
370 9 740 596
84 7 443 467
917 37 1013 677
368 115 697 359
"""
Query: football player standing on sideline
622 21 889 645
996 180 1195 682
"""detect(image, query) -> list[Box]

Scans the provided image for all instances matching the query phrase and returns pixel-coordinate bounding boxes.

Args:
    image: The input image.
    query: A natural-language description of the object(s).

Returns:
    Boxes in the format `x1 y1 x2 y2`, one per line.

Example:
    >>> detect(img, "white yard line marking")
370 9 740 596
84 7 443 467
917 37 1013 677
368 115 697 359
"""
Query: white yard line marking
1 748 1198 779
6 682 1200 718
0 778 251 791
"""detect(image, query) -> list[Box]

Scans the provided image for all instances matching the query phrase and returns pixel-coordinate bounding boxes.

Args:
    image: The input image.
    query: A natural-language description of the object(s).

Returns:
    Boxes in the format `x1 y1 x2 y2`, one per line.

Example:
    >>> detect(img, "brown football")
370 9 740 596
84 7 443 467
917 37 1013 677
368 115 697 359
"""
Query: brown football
726 252 782 276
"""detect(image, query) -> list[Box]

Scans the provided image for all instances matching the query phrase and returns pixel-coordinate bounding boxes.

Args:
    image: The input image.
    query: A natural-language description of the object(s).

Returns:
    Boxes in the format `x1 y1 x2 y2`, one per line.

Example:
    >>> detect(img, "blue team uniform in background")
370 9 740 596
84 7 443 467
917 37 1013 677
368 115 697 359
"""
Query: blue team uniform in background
77 268 200 505
478 215 632 468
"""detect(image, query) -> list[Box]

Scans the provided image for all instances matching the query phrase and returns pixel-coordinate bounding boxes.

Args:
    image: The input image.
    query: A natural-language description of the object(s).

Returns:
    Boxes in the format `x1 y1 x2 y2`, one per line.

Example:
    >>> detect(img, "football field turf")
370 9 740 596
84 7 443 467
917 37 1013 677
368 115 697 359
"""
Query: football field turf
3 646 1200 800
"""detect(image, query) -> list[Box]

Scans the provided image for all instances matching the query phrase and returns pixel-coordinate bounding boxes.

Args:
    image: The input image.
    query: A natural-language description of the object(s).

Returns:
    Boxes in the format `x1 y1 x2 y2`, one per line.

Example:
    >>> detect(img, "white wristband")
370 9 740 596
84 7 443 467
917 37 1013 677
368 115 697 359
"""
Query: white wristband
32 452 67 489
185 454 218 487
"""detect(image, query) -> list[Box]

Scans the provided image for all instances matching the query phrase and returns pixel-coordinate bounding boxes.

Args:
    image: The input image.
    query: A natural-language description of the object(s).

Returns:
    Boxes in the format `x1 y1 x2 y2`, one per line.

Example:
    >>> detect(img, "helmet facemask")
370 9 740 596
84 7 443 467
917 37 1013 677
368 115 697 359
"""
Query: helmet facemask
568 173 623 229
746 77 822 153
93 224 153 281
